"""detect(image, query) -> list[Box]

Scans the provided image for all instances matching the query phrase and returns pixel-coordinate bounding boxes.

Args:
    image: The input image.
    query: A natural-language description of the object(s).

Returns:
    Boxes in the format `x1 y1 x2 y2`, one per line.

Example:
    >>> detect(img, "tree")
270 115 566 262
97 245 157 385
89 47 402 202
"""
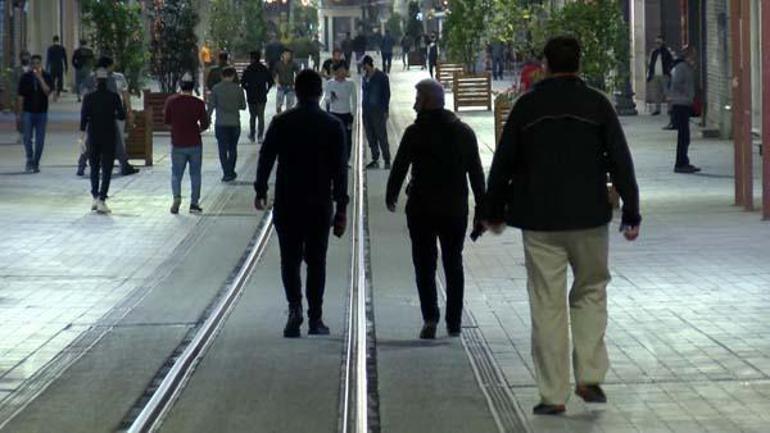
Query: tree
385 12 403 41
81 0 147 93
209 0 240 53
234 0 267 55
487 0 547 58
444 0 490 71
292 1 319 39
149 0 200 93
404 1 423 40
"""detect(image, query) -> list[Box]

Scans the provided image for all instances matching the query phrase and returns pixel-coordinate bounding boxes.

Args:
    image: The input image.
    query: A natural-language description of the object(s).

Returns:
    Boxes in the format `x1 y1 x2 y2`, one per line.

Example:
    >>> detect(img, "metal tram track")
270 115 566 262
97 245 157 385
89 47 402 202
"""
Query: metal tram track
120 105 375 433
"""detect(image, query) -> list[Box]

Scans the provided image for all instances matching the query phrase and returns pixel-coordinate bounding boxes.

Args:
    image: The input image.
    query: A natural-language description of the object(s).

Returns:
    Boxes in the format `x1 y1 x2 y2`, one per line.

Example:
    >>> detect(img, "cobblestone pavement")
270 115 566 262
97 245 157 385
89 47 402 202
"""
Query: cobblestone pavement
386 69 770 433
0 98 263 412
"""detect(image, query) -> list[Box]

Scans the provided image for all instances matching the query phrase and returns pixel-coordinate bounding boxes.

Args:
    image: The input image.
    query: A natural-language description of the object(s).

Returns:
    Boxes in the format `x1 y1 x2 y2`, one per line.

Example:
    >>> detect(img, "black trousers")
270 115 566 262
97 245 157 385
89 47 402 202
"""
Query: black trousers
363 108 390 163
382 53 393 74
50 68 64 95
248 102 266 139
672 105 691 167
406 211 468 327
88 138 116 200
275 207 333 321
331 112 353 162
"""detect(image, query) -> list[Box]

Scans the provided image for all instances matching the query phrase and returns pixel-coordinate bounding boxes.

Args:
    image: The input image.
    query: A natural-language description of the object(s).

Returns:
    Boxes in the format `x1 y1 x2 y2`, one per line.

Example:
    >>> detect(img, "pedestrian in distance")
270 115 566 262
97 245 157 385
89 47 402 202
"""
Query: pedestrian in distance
265 35 285 74
323 61 357 162
490 39 505 81
16 54 53 173
482 36 641 416
254 69 349 338
311 35 325 71
646 35 673 116
321 48 349 81
72 39 95 103
380 30 396 74
274 49 300 114
427 33 439 79
77 56 139 177
341 32 354 74
80 68 126 214
208 67 246 182
46 36 67 101
386 79 486 339
361 55 391 169
241 50 274 143
206 51 238 92
165 73 211 215
353 32 368 74
12 50 32 146
668 45 701 174
400 35 412 70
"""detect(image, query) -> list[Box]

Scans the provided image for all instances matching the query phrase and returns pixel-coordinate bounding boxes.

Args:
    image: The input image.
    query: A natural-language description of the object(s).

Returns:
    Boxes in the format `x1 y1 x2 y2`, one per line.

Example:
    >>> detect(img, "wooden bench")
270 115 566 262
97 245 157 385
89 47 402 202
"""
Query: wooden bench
126 109 153 166
436 63 464 89
233 60 250 78
143 90 173 132
452 72 491 112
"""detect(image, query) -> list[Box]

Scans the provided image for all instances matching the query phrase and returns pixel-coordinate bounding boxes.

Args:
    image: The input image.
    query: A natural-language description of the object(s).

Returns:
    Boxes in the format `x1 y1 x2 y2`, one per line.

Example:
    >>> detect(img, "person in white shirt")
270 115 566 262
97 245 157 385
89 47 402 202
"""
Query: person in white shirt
323 62 357 162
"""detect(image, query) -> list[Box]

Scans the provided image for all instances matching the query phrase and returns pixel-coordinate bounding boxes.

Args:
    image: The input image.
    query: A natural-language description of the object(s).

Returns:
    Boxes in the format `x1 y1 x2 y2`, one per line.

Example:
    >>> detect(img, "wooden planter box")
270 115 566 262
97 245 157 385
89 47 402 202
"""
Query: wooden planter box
143 90 173 132
452 71 491 112
494 95 513 147
126 109 153 166
436 62 464 90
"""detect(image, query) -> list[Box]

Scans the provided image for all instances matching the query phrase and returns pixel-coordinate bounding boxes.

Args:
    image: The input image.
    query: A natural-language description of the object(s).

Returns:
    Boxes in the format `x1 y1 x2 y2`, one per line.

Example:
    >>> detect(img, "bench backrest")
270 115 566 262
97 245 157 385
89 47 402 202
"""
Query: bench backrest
436 63 464 88
452 71 491 112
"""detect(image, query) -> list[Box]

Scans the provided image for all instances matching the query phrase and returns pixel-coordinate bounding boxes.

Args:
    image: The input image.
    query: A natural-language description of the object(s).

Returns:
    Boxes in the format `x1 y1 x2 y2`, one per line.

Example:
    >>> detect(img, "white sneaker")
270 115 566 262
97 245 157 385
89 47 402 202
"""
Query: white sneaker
91 198 99 211
96 199 111 214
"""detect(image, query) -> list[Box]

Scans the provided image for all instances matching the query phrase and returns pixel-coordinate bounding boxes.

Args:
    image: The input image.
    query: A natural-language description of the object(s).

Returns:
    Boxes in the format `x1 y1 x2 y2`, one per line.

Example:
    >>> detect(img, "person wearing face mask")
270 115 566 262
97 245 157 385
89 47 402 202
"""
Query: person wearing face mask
17 54 53 173
385 79 485 340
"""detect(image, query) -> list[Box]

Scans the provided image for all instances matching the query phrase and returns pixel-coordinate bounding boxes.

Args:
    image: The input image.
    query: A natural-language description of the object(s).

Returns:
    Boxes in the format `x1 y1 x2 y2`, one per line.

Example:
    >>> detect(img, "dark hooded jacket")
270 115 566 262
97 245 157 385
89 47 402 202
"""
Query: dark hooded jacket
386 109 485 218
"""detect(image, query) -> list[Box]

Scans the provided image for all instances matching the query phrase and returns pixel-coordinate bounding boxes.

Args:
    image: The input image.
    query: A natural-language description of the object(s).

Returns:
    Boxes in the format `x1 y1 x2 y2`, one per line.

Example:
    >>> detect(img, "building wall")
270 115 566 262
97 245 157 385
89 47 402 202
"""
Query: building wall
704 0 731 133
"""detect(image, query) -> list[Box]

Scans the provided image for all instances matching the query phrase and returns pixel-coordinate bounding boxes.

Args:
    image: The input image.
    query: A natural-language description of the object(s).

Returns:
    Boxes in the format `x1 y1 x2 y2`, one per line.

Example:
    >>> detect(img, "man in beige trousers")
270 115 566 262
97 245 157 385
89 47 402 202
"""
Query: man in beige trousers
482 36 642 415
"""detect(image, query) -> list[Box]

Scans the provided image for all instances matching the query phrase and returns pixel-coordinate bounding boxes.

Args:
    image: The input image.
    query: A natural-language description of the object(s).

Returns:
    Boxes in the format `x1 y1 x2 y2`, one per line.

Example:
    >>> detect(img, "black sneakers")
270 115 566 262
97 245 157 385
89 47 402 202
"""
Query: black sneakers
419 322 438 339
383 161 391 170
121 165 139 176
366 160 380 169
533 403 566 415
284 306 303 338
308 320 330 335
189 203 203 214
575 384 607 403
674 165 702 174
447 324 462 337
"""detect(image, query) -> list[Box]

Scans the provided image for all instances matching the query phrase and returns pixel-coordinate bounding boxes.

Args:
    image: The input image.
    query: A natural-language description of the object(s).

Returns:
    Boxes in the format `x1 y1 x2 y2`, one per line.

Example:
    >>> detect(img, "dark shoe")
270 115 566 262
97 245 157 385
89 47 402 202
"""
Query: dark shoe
32 166 40 173
76 168 85 177
575 384 607 403
170 197 181 214
662 123 676 130
674 165 700 174
308 320 330 335
25 163 34 173
533 403 566 415
121 165 139 176
248 133 256 143
283 306 303 338
189 204 203 214
222 175 235 182
447 324 462 337
383 161 391 170
419 322 437 339
366 160 380 169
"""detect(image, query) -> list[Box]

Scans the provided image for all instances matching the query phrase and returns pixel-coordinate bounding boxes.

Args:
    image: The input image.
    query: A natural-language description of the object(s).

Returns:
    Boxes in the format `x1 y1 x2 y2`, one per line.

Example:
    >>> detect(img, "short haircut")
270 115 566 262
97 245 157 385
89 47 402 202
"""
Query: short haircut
222 67 237 78
219 52 229 62
415 79 445 108
295 69 323 101
31 54 42 62
97 56 114 68
80 39 88 46
333 48 342 54
544 36 581 74
362 55 374 67
250 50 261 61
282 48 293 55
332 61 348 72
180 80 195 92
53 35 60 42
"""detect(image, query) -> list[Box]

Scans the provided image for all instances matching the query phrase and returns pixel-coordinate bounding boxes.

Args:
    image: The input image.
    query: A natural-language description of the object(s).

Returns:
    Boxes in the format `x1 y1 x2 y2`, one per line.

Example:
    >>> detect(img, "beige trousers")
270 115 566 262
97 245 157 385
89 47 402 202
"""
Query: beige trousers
522 225 611 405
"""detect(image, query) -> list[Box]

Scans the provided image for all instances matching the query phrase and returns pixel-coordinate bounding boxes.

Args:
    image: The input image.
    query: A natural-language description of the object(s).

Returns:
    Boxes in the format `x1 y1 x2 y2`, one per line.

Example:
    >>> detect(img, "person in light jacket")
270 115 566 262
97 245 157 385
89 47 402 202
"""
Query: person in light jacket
668 45 700 174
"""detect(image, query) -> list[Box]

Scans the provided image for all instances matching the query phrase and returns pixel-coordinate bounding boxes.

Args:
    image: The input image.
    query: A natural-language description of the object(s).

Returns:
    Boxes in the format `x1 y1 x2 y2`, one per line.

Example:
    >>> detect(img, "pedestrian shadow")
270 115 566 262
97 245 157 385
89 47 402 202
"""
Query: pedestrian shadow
377 338 453 349
693 172 733 179
0 171 32 176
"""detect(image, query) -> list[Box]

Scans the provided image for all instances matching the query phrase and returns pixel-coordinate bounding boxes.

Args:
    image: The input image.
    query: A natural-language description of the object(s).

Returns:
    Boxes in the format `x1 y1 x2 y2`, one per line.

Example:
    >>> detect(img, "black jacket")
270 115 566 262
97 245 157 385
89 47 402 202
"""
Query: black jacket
387 109 485 218
485 76 641 231
241 61 274 104
80 86 126 144
46 44 67 73
647 46 674 81
255 103 349 216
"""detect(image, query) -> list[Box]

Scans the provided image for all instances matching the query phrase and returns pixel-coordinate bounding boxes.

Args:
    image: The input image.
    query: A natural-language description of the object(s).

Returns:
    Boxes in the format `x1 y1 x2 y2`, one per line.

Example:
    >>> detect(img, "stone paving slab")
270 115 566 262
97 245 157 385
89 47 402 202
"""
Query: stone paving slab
385 69 770 433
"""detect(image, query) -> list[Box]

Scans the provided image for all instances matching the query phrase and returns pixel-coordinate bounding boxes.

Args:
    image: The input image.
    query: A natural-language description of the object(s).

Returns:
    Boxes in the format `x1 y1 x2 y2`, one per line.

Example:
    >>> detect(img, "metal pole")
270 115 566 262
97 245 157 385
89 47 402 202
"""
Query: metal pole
731 0 744 206
741 0 753 211
762 0 770 219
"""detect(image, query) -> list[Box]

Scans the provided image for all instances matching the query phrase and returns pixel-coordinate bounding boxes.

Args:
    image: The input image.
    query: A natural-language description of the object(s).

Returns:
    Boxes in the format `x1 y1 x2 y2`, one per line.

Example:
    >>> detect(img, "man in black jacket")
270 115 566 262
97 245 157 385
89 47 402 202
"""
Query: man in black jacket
483 36 641 416
646 35 674 116
72 39 94 102
46 36 67 101
254 70 349 338
80 68 126 214
386 79 485 339
241 50 274 143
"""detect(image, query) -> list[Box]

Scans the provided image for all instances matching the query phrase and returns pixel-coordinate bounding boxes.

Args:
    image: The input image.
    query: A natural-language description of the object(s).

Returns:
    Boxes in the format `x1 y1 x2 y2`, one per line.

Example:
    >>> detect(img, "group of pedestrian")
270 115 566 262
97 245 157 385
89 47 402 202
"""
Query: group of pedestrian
255 36 641 420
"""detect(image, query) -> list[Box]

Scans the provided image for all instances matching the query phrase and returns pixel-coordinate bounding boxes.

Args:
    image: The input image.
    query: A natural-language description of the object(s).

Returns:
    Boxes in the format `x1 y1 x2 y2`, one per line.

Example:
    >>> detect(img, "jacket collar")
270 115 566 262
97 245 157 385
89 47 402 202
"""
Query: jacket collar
415 108 457 125
534 75 585 90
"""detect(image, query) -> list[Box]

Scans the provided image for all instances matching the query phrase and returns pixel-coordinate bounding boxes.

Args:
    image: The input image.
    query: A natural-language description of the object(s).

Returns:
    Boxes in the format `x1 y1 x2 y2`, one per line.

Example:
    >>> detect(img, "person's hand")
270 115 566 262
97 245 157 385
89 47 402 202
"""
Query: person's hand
254 196 267 211
482 220 506 235
622 225 640 241
333 212 347 237
386 201 396 212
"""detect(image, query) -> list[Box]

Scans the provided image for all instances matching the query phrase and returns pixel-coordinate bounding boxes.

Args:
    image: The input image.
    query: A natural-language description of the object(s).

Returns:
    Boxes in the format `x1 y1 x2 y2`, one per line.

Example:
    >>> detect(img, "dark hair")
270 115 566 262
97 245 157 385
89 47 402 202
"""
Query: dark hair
544 36 581 74
97 56 114 68
295 69 323 101
362 55 374 67
222 67 237 78
218 52 229 63
53 35 60 42
282 48 293 55
180 80 195 92
333 48 342 54
332 61 348 72
31 54 42 62
250 50 261 61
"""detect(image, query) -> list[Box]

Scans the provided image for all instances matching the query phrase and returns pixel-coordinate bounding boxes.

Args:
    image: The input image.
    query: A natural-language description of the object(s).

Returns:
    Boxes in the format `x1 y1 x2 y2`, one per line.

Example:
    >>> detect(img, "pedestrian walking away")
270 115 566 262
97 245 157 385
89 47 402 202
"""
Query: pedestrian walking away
206 52 239 92
323 61 356 162
17 54 53 173
80 68 126 215
254 70 349 338
12 51 32 146
341 33 354 74
353 32 368 74
400 35 412 70
241 50 274 143
427 33 439 79
361 55 391 169
274 49 299 114
321 49 349 81
46 36 67 101
646 35 674 116
165 73 211 215
76 56 139 177
482 36 641 416
490 39 506 80
72 39 95 103
385 79 486 340
208 67 246 182
265 35 285 74
380 30 396 74
668 45 701 174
